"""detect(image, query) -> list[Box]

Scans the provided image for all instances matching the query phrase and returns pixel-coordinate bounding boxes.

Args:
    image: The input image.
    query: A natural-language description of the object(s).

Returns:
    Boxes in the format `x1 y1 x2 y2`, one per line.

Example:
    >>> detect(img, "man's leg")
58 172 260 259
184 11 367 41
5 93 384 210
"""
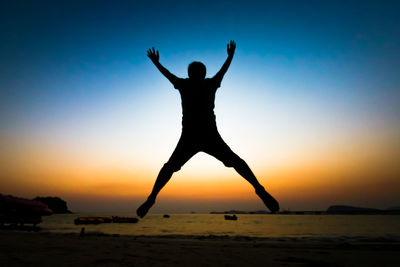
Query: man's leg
136 136 197 218
204 135 279 213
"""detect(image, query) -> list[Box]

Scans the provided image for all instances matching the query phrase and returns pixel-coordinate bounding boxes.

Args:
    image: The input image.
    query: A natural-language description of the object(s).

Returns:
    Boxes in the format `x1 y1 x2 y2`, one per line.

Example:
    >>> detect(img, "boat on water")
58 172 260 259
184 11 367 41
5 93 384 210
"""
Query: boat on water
224 214 238 220
112 216 138 223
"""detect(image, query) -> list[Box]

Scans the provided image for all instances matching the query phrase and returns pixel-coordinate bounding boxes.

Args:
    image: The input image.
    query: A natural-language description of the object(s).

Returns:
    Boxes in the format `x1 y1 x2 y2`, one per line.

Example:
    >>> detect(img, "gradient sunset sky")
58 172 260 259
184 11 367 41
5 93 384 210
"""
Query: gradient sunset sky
1 0 399 212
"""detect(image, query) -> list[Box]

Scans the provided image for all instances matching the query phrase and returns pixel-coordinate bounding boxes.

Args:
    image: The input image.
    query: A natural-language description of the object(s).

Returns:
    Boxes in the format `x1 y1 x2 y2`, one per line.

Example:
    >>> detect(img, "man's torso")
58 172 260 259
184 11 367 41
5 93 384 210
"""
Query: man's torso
174 78 220 130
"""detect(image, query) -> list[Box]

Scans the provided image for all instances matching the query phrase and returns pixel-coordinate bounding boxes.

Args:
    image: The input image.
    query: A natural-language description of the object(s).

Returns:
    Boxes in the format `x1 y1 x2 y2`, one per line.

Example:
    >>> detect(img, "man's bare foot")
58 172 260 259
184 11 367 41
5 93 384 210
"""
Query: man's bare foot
256 187 279 213
136 198 155 218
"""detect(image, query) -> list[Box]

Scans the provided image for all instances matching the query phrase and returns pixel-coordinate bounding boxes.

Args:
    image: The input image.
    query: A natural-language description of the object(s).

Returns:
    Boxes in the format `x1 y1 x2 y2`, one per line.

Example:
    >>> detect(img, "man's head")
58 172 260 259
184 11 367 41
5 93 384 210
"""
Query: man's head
188 61 206 80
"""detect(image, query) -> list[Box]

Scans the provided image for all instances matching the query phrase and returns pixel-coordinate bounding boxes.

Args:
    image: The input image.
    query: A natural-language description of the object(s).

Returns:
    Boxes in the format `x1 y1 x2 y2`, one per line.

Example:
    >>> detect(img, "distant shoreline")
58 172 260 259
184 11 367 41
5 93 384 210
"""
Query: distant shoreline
210 205 400 215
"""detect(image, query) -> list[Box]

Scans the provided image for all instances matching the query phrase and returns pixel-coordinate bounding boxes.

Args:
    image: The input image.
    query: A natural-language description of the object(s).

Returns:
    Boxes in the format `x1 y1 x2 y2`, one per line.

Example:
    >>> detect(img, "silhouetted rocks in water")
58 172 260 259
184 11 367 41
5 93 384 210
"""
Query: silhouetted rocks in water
33 196 71 214
224 214 237 220
385 209 400 215
249 210 270 214
326 205 400 214
210 206 400 215
211 210 248 214
279 210 324 215
163 214 170 218
327 205 384 214
211 210 271 214
0 193 53 228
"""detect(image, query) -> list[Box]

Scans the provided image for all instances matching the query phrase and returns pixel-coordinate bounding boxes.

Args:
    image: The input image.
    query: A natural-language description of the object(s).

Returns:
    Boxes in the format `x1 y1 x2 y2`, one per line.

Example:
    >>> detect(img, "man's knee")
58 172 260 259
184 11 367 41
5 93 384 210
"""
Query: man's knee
222 154 245 168
162 161 182 173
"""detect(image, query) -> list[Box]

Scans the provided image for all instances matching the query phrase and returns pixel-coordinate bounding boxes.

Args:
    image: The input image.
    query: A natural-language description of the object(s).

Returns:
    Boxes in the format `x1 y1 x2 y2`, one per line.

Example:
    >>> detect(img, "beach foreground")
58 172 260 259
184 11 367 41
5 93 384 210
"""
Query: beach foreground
1 231 399 266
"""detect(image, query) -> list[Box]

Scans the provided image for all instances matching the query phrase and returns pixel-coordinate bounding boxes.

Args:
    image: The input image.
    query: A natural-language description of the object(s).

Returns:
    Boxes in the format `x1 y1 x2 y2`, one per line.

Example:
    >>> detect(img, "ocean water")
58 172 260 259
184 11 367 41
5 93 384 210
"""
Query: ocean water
39 213 400 239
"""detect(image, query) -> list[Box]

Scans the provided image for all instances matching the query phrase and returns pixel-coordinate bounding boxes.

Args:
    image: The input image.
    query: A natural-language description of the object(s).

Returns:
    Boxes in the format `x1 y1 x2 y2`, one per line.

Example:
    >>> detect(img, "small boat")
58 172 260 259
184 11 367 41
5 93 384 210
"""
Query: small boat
224 214 238 220
163 214 170 218
74 217 112 225
112 216 138 223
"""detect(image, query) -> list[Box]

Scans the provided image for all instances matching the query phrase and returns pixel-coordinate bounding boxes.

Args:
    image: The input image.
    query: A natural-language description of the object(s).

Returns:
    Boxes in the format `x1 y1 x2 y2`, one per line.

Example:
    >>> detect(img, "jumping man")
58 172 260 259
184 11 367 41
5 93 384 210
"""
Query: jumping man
137 41 279 218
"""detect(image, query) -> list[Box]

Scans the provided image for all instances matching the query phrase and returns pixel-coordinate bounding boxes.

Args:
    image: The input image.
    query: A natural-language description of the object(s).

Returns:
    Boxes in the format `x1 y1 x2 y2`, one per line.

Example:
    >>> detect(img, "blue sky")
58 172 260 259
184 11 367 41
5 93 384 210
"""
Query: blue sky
1 0 399 128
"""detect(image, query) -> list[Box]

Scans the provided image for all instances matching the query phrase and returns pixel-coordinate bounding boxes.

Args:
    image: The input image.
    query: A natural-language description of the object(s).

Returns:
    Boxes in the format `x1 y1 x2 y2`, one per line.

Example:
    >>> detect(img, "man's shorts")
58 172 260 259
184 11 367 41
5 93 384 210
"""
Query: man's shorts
164 128 243 171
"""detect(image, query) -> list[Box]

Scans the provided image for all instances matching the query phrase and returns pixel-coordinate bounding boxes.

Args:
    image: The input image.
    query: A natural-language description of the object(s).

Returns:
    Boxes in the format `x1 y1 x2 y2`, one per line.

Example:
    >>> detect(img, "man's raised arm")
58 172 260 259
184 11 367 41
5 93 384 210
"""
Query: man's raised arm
147 47 180 85
213 40 236 84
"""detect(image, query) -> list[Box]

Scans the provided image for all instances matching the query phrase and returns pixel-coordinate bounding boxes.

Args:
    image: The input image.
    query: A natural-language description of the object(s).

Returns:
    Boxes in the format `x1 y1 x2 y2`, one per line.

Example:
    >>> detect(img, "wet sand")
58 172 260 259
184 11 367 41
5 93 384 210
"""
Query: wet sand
0 231 399 266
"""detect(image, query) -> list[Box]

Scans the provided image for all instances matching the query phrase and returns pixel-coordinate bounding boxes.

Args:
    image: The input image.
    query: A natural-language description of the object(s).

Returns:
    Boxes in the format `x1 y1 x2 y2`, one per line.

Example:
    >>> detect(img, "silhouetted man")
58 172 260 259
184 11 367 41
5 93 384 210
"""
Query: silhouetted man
137 41 279 218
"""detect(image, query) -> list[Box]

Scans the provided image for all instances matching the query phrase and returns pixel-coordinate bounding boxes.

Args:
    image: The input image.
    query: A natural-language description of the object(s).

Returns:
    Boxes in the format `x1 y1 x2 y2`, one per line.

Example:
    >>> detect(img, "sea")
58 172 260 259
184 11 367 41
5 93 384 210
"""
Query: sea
40 213 400 239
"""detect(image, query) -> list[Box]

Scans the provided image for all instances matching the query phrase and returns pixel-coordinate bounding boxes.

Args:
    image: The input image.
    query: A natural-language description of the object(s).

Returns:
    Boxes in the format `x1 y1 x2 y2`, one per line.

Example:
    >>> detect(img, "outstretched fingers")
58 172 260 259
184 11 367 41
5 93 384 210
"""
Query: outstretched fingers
147 47 156 55
227 40 236 56
229 40 236 50
147 47 160 62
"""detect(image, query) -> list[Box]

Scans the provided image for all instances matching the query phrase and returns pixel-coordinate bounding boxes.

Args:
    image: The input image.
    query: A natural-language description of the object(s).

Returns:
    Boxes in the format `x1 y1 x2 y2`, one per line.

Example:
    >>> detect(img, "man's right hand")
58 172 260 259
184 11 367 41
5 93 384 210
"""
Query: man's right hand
227 40 236 57
147 47 159 63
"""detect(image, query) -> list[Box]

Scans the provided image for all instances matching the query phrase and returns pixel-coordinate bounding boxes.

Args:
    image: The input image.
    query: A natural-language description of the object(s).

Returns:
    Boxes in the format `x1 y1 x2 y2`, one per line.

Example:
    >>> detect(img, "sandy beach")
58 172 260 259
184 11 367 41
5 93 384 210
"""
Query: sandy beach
0 231 399 266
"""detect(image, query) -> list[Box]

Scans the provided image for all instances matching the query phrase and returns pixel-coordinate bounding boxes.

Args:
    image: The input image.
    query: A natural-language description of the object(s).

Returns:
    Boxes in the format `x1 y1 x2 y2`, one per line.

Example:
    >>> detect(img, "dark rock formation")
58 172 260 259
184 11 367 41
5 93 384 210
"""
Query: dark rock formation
211 210 247 214
251 210 270 214
33 197 71 214
327 205 383 214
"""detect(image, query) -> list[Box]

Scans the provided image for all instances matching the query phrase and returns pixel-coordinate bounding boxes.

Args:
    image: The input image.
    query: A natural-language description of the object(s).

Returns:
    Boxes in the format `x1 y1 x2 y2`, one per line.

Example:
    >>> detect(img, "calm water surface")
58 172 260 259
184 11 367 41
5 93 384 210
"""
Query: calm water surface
40 213 400 238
